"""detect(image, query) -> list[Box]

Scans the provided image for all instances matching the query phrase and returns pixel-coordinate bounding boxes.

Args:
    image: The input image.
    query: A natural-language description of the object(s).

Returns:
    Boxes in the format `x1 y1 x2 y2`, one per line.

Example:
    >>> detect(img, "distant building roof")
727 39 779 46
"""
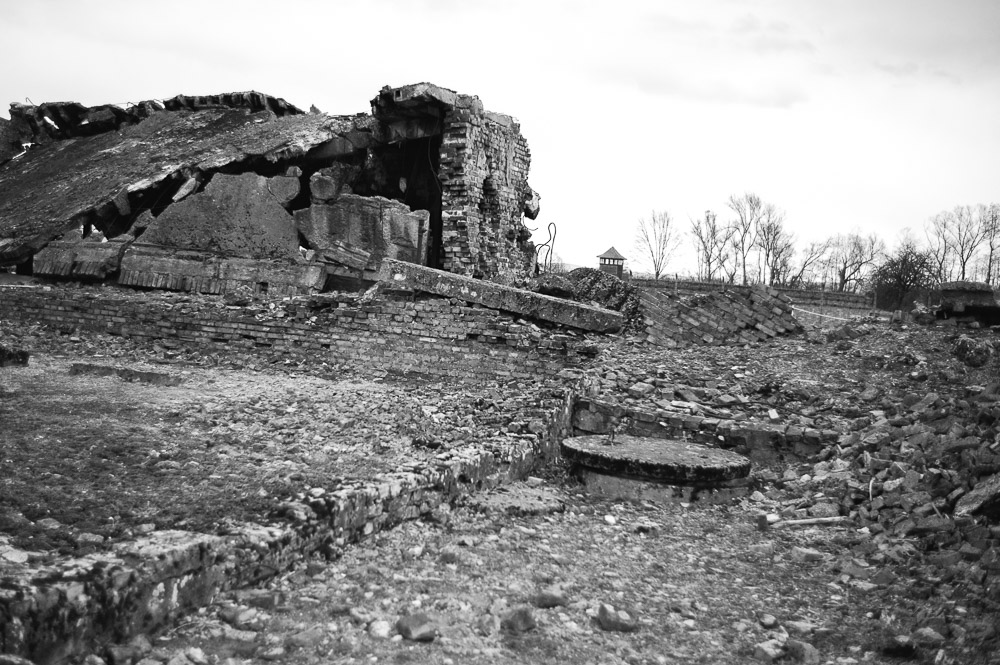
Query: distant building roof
597 246 625 260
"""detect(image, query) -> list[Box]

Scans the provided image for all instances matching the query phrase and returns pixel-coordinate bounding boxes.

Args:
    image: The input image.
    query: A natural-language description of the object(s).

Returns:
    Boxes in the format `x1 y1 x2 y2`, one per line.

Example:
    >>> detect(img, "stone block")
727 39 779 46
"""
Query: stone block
296 195 428 268
119 246 324 295
266 174 300 209
955 472 1000 519
309 163 359 203
33 237 128 279
140 173 300 260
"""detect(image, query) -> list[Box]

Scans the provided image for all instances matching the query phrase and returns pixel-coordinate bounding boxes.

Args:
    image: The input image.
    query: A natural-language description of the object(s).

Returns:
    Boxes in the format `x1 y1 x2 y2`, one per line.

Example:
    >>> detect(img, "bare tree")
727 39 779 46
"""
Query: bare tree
948 205 986 280
978 203 1000 285
925 213 954 283
726 193 765 285
787 240 830 287
825 233 885 292
634 210 682 280
924 206 986 282
755 204 792 285
690 210 732 281
768 231 797 285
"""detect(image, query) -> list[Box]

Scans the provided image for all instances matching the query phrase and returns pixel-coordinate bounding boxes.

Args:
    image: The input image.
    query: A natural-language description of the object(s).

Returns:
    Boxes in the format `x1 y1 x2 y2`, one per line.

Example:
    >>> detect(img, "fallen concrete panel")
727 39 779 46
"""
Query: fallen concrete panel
33 237 127 280
378 258 623 333
140 173 300 259
119 246 325 295
296 195 428 269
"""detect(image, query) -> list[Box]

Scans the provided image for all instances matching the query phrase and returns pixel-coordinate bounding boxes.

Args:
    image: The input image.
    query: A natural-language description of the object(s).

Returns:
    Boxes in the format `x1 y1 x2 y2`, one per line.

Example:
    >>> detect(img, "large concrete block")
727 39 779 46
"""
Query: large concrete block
140 173 299 260
266 172 301 209
119 245 324 295
33 236 128 279
295 195 428 268
309 163 359 203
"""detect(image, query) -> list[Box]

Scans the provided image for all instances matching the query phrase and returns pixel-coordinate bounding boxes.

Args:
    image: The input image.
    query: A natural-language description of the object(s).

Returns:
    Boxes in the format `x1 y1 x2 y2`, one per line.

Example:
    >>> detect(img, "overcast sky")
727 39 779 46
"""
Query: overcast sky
2 0 998 274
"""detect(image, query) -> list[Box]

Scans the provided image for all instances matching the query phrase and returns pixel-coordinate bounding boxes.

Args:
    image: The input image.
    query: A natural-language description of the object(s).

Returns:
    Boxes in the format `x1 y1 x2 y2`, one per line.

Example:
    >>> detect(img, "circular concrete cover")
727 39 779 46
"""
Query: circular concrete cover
561 435 751 484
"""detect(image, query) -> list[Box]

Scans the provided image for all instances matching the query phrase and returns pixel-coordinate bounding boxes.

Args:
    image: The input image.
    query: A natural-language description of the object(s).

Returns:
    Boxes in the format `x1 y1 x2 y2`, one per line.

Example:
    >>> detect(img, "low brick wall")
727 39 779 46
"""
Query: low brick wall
0 287 599 384
639 285 802 347
0 368 578 662
633 279 873 310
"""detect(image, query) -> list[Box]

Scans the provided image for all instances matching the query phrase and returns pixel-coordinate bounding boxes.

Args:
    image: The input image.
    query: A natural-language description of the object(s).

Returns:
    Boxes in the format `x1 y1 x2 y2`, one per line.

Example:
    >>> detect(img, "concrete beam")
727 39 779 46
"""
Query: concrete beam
378 258 622 333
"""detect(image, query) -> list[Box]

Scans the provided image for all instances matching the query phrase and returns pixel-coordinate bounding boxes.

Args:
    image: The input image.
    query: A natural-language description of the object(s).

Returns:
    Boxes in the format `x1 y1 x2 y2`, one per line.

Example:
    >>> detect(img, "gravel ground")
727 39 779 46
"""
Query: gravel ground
120 478 997 665
3 308 1000 664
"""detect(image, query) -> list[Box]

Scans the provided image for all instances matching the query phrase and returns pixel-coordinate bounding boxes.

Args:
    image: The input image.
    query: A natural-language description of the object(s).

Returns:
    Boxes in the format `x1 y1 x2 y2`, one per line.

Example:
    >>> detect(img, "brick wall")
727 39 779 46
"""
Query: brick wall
633 279 874 310
639 285 802 347
439 108 533 279
0 288 596 383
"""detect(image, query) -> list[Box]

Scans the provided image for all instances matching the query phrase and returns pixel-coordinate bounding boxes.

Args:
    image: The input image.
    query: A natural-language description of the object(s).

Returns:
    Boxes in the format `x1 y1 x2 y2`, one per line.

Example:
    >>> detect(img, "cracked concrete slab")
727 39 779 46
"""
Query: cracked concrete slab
379 259 623 333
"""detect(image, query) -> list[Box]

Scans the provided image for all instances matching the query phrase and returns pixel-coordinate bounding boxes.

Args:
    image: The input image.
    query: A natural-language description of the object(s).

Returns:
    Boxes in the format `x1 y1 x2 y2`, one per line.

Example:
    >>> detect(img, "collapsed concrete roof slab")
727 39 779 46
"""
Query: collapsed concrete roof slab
0 100 379 265
1 83 541 287
378 258 623 333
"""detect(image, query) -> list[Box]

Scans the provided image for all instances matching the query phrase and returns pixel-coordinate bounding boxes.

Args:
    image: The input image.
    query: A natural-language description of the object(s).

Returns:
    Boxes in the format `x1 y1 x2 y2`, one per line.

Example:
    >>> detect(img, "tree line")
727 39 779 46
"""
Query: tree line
634 194 1000 309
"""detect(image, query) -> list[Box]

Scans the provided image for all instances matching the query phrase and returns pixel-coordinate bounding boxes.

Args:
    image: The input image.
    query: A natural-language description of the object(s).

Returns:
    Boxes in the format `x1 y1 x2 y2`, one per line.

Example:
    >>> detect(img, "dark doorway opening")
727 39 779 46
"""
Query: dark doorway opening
355 135 443 270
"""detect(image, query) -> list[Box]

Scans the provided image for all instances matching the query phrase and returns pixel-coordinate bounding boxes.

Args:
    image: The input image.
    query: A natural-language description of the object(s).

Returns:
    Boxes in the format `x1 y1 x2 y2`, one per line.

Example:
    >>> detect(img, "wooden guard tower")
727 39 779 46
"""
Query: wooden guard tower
597 247 625 278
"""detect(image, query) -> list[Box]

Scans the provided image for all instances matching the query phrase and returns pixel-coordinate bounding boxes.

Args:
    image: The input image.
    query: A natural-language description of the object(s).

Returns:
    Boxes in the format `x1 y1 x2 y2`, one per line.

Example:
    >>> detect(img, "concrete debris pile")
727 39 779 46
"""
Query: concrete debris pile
565 268 645 335
0 83 540 295
639 285 802 347
953 334 994 367
819 388 1000 527
921 280 1000 327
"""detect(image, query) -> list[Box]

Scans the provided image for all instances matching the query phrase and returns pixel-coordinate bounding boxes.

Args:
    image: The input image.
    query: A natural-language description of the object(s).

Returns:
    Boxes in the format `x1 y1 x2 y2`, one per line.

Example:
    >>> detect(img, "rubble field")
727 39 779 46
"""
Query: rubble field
1 315 1000 664
0 322 546 558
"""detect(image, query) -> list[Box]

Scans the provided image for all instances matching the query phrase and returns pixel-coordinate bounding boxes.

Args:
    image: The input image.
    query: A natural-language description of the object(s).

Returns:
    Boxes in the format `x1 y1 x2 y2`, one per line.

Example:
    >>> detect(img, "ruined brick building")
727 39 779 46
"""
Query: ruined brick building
0 83 541 294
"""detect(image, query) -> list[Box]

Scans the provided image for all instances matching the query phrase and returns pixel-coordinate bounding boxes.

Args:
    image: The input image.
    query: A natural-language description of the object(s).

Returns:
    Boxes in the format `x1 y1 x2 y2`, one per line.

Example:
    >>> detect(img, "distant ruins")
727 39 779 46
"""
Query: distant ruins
0 84 540 294
0 82 811 355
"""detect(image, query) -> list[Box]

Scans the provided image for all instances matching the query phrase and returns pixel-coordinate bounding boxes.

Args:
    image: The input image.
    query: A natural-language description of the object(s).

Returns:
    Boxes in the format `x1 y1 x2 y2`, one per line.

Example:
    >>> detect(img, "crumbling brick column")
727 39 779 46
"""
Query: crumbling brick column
438 101 534 279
